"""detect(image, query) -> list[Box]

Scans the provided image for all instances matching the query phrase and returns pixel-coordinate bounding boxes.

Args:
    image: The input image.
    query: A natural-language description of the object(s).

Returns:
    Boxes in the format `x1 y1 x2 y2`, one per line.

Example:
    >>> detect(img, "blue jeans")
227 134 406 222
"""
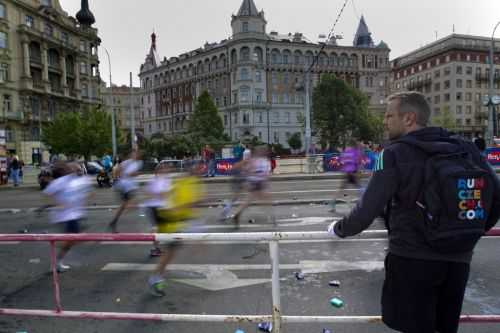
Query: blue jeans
207 159 216 177
10 169 20 186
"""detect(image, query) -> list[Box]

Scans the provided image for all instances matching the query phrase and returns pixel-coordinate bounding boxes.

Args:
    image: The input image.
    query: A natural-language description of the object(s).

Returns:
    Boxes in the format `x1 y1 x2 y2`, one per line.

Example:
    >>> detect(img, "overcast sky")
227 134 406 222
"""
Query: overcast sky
60 0 500 87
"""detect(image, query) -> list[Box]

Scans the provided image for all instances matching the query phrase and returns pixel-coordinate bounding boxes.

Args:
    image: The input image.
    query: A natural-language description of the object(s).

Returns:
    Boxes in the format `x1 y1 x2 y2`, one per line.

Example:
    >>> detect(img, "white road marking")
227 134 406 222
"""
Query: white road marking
101 260 384 291
205 189 358 197
98 239 389 245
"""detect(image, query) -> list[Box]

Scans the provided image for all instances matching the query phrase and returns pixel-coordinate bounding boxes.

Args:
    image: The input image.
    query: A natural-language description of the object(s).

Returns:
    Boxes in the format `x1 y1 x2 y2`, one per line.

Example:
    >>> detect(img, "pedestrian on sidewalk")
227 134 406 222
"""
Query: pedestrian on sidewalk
9 155 21 187
108 150 143 233
43 161 92 272
202 144 216 177
328 91 500 333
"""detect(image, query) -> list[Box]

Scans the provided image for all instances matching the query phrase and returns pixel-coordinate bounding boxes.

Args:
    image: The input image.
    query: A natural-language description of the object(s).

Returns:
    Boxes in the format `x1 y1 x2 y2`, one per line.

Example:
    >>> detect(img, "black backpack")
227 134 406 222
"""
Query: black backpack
398 138 495 253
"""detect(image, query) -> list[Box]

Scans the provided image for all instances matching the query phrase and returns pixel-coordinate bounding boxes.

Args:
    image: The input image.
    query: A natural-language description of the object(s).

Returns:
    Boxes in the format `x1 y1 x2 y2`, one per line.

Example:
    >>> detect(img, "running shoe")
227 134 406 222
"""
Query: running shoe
56 262 71 273
149 248 162 257
148 276 166 297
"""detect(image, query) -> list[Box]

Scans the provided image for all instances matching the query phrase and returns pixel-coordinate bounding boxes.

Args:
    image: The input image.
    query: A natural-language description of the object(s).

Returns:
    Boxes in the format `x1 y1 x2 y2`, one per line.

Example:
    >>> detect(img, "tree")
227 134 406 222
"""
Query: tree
312 74 378 149
41 111 82 159
42 108 113 161
188 91 227 151
432 107 456 132
287 132 302 151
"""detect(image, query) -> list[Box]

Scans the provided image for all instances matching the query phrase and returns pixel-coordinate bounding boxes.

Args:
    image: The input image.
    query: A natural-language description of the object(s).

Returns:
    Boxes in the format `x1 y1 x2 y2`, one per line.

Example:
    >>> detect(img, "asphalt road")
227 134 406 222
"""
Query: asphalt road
0 182 499 332
0 178 367 211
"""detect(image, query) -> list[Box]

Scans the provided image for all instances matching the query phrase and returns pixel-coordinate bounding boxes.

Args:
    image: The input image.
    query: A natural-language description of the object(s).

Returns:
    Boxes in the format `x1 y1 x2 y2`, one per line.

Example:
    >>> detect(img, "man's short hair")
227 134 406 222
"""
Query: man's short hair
387 92 431 127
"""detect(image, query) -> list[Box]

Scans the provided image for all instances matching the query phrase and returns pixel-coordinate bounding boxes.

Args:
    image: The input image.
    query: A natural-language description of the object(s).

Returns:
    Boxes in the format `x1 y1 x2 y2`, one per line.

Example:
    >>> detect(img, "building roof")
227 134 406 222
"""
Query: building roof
353 16 374 48
237 0 260 17
267 31 312 43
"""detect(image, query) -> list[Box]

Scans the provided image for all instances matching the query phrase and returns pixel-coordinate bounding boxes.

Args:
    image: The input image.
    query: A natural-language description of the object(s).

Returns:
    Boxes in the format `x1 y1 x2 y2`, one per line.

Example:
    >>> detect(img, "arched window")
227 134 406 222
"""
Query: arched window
240 47 250 61
254 47 263 63
271 50 281 65
231 49 237 65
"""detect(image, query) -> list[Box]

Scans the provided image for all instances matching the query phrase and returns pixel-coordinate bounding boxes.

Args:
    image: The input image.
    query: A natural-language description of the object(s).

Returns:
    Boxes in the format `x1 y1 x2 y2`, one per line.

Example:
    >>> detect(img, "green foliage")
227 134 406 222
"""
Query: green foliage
140 134 198 160
312 74 380 149
188 91 227 151
432 107 456 132
287 132 303 150
42 108 113 160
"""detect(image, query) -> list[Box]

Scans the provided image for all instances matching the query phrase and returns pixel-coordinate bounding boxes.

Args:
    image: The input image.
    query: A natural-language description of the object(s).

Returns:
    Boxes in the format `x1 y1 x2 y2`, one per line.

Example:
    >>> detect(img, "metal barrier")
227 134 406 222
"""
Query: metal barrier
1 229 500 332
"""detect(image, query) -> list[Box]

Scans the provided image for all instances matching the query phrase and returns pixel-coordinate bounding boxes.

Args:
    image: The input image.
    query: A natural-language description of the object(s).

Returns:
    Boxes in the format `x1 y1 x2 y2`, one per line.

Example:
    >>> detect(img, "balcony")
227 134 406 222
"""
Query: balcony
475 73 500 82
2 112 24 121
33 80 45 90
408 78 432 91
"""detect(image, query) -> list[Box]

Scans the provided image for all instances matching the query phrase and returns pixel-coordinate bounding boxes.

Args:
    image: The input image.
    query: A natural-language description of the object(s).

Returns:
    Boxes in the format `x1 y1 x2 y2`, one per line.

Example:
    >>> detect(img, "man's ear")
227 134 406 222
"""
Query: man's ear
403 112 417 126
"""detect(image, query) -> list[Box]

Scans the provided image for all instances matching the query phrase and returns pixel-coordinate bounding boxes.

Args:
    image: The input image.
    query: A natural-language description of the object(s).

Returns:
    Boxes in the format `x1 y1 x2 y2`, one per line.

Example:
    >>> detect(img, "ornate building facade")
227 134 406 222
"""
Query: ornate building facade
139 0 390 147
0 0 101 163
391 34 500 139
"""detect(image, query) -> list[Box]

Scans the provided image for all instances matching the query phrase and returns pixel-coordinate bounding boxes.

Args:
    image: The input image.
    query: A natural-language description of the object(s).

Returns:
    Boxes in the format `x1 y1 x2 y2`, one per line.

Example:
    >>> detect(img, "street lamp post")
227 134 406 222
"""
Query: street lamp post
488 22 500 144
104 48 117 159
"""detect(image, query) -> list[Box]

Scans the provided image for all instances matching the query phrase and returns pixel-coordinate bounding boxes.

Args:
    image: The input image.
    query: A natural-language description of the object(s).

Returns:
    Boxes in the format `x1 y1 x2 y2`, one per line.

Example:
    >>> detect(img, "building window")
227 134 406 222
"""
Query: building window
466 92 472 102
456 66 462 74
44 23 53 36
274 132 280 143
80 40 86 52
3 94 11 112
285 111 291 123
283 93 289 104
256 70 262 82
466 66 472 75
243 113 249 124
41 0 52 6
256 90 262 103
0 63 8 82
434 95 440 104
224 115 228 126
466 105 472 114
272 72 278 85
0 3 5 19
240 86 250 103
456 92 462 101
456 79 462 88
273 112 279 123
466 80 472 88
80 62 87 74
444 93 450 102
242 22 249 33
434 70 440 78
25 15 34 27
240 68 249 80
0 31 6 49
444 80 450 89
258 112 263 123
444 67 451 76
272 93 278 104
81 84 88 97
61 32 68 44
456 105 462 114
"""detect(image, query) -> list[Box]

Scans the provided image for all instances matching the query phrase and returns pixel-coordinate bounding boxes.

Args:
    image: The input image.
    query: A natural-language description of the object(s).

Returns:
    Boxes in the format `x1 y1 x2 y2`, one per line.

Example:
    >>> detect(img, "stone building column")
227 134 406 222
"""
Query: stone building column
22 40 31 78
61 51 68 96
74 58 81 99
41 43 49 82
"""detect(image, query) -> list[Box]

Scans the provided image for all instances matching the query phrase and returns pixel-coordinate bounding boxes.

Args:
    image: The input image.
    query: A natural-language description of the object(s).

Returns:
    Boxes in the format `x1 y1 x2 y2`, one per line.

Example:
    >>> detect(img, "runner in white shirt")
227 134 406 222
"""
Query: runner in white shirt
232 146 275 226
109 150 143 232
44 162 92 272
142 164 172 257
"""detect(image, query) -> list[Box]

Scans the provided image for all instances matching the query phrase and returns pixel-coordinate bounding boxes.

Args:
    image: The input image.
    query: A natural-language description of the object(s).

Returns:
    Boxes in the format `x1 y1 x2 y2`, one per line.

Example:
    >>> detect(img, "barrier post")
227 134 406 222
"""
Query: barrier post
269 240 282 333
50 241 62 312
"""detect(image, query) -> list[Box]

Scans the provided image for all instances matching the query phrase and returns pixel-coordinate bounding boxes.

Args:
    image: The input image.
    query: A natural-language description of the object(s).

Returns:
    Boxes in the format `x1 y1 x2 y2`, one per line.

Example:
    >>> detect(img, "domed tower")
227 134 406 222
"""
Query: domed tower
231 0 267 39
76 0 95 27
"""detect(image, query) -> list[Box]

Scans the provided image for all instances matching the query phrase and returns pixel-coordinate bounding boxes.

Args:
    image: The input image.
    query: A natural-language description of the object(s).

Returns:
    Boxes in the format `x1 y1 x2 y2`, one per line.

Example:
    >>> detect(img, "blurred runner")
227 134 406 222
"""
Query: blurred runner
143 163 172 257
108 151 143 233
331 141 363 212
219 146 251 222
43 161 92 272
147 165 205 296
232 146 274 227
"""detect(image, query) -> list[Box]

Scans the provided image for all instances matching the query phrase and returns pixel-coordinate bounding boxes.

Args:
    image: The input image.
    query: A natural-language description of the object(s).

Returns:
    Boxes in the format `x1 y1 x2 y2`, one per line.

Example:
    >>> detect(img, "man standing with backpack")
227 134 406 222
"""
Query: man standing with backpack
328 92 500 333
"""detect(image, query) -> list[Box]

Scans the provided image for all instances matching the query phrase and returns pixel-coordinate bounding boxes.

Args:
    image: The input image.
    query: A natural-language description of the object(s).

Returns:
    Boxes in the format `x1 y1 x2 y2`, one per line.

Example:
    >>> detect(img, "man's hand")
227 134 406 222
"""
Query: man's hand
327 221 339 237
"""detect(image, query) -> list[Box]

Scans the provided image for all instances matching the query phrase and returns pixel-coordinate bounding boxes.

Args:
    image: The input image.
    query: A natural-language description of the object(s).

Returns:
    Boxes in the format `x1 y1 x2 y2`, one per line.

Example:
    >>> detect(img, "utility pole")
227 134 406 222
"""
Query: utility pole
488 21 500 145
105 48 117 159
130 72 136 151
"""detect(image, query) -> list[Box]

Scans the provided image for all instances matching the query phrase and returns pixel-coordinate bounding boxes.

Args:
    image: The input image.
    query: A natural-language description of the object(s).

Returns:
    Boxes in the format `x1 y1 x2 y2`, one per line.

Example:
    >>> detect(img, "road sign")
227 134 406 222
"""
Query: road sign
483 96 491 106
492 95 500 105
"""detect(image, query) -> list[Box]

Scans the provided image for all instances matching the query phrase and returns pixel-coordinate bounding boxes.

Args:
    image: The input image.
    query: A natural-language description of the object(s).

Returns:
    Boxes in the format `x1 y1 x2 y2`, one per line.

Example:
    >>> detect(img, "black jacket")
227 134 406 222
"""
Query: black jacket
334 127 500 263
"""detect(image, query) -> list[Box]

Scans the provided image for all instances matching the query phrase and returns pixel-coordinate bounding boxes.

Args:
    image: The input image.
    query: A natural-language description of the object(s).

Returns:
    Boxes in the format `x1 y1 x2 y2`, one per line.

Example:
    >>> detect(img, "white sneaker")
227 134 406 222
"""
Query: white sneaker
56 262 71 273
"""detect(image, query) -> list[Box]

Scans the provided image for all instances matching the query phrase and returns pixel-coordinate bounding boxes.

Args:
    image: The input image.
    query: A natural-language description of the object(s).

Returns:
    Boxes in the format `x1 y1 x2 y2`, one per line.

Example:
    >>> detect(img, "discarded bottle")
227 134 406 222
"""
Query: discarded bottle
257 322 273 332
295 272 305 280
330 297 344 308
329 280 341 287
322 329 332 333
